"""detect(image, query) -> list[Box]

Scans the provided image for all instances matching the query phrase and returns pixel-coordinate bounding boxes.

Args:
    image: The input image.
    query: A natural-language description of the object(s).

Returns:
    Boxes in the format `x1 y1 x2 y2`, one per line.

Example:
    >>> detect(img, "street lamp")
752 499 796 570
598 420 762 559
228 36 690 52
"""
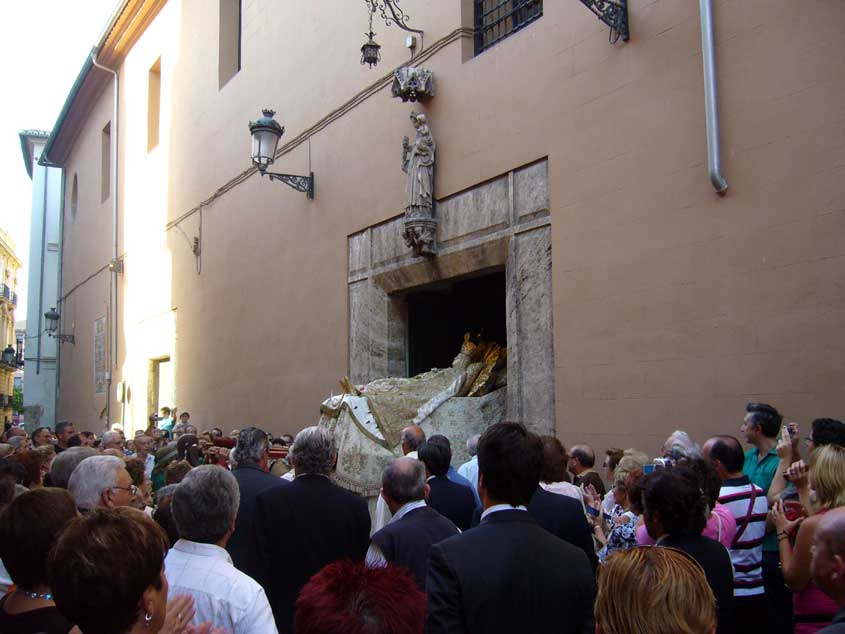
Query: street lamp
360 0 423 69
248 109 314 199
361 32 381 68
1 346 14 366
44 307 75 344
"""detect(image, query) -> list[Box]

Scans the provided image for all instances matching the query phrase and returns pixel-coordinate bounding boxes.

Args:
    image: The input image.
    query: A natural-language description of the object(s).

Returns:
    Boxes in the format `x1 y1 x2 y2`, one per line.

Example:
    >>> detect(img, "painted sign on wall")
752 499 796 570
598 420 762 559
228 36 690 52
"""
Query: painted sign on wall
94 316 106 395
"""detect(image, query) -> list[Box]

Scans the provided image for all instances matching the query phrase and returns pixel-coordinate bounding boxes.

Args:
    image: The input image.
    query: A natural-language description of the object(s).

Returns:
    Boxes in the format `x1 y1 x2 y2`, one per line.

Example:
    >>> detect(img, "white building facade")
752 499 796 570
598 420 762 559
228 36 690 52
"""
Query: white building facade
20 130 63 430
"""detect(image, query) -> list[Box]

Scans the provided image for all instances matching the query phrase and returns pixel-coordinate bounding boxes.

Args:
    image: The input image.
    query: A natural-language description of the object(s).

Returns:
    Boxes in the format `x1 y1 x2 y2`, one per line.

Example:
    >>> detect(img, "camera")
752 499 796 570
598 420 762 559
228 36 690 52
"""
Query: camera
643 457 673 474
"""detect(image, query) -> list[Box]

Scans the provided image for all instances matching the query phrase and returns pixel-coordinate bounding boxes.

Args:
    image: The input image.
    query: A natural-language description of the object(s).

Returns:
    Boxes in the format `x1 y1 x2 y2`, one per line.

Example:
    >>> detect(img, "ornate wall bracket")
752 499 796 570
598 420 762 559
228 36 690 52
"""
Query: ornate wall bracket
579 0 629 43
403 217 437 256
392 67 435 103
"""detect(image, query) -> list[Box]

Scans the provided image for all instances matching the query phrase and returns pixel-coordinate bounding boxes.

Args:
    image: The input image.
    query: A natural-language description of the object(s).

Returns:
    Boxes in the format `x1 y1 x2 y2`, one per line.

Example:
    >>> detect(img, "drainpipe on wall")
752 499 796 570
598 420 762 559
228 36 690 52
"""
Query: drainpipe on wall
699 0 728 194
35 152 49 375
91 51 119 427
55 169 65 424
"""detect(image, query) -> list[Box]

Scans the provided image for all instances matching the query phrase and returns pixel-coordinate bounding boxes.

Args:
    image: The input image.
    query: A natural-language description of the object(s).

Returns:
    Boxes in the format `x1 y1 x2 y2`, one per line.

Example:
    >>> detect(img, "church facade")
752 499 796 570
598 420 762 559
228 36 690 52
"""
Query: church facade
43 0 845 451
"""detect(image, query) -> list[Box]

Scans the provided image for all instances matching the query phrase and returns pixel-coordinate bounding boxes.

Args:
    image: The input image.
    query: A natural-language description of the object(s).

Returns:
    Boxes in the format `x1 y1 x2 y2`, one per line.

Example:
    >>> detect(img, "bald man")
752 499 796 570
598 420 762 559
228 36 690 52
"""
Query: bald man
372 425 426 533
366 457 459 589
812 508 845 632
568 444 606 499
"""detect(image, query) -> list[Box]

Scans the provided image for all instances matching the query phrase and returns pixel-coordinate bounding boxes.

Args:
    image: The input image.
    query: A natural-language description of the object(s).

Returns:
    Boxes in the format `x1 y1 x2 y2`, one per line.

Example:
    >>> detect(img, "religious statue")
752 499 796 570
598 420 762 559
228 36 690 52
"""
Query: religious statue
319 334 507 519
401 111 438 256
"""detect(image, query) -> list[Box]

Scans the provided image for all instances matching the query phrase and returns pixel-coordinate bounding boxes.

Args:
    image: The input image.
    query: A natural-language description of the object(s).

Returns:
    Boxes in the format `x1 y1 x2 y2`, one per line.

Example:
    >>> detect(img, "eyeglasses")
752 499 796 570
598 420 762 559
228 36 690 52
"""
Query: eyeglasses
110 485 138 496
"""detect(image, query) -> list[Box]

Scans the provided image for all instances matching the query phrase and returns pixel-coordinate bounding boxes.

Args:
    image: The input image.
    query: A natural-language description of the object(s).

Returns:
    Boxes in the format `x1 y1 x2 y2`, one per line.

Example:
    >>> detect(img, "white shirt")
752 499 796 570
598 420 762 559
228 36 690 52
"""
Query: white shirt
372 450 418 534
365 499 429 568
165 540 278 634
480 503 527 522
540 480 586 509
457 456 479 492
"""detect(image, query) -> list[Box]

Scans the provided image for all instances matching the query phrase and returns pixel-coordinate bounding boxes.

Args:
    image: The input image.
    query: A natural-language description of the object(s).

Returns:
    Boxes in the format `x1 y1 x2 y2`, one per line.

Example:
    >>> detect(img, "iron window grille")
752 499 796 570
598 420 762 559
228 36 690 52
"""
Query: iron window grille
475 0 542 55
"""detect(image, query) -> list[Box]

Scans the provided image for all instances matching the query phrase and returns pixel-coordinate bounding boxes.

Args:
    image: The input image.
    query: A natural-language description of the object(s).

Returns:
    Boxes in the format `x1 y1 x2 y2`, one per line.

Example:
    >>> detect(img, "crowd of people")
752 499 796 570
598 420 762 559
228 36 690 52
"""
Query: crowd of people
0 401 843 633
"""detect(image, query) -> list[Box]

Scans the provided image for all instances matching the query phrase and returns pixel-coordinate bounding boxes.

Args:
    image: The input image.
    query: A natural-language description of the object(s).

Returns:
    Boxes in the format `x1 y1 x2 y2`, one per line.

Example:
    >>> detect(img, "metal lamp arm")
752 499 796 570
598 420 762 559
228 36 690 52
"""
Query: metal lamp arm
380 1 423 35
263 170 315 199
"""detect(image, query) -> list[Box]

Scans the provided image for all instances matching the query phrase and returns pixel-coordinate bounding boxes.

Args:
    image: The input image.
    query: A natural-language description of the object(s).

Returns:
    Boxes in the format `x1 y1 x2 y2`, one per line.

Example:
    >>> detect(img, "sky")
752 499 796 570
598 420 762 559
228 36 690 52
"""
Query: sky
0 0 119 323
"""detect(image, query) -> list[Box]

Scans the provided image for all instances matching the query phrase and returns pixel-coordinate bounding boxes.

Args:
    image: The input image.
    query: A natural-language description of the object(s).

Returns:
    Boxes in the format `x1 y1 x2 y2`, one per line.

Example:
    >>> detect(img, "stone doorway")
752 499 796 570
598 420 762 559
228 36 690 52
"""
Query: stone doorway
404 269 507 376
347 159 554 436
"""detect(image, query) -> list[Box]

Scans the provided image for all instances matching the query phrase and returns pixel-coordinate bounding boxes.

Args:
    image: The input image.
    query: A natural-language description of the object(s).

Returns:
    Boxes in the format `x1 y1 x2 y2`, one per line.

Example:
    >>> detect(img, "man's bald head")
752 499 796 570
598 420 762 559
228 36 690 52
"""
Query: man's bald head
812 507 845 603
817 508 845 555
569 444 595 475
400 425 426 455
381 456 426 510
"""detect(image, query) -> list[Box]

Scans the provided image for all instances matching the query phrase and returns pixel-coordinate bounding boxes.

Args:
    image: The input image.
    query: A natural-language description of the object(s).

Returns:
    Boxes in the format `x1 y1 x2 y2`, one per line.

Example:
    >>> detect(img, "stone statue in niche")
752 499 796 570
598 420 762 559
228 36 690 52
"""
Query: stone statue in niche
402 111 437 256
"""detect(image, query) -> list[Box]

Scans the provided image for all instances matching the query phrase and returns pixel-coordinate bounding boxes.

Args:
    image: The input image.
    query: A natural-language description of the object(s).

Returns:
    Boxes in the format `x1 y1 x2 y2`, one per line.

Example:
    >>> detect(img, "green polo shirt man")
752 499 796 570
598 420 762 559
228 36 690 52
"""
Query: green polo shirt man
741 403 781 548
740 401 789 633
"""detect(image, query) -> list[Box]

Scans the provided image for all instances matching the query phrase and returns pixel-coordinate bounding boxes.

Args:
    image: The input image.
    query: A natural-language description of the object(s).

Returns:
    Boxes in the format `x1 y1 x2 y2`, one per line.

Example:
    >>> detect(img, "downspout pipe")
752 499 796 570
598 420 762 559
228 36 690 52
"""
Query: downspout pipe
55 169 65 426
91 51 119 427
36 153 49 375
699 0 728 194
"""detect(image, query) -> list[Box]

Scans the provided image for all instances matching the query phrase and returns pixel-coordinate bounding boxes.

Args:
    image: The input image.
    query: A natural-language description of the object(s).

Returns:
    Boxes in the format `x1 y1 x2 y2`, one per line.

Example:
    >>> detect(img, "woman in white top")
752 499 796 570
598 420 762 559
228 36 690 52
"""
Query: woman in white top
538 437 585 510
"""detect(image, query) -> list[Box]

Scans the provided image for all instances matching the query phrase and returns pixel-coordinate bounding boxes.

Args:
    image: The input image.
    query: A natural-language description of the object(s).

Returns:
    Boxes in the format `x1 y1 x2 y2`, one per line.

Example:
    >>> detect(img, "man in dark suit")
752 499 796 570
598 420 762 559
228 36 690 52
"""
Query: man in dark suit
526 434 598 571
426 422 596 634
227 427 287 582
528 487 598 572
367 456 459 589
642 467 735 634
418 439 476 531
255 426 371 633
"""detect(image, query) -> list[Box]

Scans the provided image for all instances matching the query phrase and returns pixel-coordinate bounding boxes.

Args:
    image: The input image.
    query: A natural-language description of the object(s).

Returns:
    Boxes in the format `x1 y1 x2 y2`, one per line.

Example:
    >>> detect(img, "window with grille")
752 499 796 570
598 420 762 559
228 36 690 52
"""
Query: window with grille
475 0 542 55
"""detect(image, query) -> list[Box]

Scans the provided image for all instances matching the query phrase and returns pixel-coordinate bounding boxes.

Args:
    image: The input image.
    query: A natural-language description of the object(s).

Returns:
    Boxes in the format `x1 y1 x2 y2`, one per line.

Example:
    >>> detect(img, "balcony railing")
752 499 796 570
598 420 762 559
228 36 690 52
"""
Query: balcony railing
11 293 17 306
0 285 9 301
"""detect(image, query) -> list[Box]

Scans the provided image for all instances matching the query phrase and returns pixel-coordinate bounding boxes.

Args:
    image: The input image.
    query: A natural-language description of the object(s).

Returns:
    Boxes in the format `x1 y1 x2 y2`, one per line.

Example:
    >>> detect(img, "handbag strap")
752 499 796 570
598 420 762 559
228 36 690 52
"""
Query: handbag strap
731 485 758 548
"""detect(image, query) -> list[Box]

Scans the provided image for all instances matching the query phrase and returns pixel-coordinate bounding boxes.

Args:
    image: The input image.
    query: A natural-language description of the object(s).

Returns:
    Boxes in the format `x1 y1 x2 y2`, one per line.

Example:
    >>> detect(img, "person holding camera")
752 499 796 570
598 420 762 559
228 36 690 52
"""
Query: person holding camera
741 402 788 631
772 444 845 633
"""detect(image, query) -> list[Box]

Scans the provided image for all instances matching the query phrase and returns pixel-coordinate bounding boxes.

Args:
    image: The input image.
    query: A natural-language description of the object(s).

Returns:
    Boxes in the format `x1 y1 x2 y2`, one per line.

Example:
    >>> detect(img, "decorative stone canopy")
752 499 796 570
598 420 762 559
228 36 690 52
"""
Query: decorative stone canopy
391 67 435 103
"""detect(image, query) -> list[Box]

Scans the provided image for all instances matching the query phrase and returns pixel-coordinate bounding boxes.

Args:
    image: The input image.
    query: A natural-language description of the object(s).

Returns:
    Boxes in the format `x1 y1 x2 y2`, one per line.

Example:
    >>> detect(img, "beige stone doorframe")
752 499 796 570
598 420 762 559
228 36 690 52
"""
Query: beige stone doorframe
347 159 555 436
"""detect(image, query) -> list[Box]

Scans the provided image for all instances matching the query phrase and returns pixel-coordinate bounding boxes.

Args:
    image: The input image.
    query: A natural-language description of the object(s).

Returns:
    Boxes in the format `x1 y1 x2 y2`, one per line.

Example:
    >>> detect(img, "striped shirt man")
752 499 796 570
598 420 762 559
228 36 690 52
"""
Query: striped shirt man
718 475 768 596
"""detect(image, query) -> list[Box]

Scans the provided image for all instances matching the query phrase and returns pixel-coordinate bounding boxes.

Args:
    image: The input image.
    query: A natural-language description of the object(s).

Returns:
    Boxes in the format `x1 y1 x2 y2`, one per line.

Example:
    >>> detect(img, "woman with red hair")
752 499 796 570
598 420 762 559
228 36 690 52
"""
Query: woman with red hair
295 560 425 634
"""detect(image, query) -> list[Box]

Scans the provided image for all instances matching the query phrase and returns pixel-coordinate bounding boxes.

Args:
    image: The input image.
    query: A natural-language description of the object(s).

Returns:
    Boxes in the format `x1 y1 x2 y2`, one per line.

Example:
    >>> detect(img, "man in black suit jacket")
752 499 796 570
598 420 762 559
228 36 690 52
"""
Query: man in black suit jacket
255 426 371 633
528 486 598 572
367 456 459 589
418 439 476 531
642 467 736 634
426 422 596 634
227 427 287 582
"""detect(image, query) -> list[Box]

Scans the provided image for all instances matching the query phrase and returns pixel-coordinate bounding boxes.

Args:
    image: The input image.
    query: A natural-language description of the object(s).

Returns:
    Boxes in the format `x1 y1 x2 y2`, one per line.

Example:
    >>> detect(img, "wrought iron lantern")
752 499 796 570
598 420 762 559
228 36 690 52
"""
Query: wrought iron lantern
248 109 314 199
44 307 75 344
361 33 381 68
360 0 423 69
1 346 14 366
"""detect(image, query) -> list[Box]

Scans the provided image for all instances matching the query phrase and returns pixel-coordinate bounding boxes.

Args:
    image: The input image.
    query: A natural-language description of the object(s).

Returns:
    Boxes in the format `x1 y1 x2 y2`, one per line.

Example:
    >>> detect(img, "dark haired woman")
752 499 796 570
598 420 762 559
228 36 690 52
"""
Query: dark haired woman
0 488 78 633
49 506 221 634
